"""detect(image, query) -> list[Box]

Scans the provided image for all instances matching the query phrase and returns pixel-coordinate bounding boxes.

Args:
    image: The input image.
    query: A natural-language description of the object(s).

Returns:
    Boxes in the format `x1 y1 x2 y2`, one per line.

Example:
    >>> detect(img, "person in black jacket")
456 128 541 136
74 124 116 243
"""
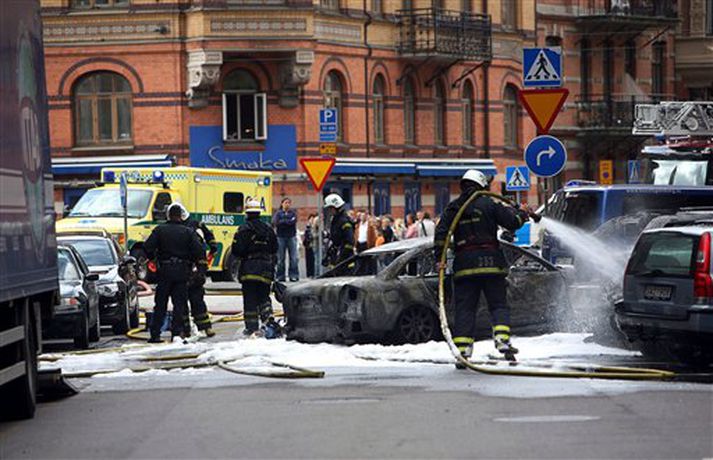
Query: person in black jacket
324 193 354 268
231 199 279 335
183 208 218 337
434 169 530 364
303 214 317 278
144 203 206 343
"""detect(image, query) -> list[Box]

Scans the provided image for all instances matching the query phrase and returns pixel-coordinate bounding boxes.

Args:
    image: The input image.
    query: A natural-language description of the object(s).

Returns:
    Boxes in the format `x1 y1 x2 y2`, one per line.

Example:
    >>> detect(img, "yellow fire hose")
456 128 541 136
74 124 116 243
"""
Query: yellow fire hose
437 191 675 380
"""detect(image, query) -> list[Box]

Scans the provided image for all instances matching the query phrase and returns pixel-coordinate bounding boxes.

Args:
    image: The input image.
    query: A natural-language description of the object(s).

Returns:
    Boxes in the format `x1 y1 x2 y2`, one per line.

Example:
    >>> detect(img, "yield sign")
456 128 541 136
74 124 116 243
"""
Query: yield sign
518 88 569 134
300 157 336 192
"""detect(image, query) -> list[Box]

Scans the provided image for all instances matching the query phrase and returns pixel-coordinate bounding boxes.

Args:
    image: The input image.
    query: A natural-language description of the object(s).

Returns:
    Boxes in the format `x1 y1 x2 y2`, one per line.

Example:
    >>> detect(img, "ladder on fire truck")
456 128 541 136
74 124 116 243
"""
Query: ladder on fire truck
633 101 713 137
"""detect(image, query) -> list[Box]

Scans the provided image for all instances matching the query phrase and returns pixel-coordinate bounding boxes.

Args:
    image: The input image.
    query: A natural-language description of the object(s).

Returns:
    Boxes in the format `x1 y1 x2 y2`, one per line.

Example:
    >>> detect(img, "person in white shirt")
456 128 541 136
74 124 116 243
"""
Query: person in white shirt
417 211 436 238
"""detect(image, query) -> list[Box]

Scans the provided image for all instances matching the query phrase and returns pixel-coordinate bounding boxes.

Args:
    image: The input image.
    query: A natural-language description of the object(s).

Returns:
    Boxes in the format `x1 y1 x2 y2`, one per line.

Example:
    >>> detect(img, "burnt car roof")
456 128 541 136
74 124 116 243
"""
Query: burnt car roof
361 237 431 255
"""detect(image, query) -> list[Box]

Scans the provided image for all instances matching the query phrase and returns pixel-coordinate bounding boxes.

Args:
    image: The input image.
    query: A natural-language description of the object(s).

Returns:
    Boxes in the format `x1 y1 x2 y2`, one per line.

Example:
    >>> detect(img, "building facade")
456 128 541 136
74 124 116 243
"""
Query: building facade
42 0 538 220
536 0 678 185
675 0 713 100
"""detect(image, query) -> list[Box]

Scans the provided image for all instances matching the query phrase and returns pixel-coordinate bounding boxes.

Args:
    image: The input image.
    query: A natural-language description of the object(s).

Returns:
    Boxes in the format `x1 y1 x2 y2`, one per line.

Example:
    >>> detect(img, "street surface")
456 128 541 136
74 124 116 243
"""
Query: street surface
2 284 712 459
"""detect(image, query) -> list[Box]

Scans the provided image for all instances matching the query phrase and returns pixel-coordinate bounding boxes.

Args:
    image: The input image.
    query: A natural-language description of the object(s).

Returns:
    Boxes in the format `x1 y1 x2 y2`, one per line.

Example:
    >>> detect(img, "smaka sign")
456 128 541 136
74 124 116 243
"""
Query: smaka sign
189 125 297 171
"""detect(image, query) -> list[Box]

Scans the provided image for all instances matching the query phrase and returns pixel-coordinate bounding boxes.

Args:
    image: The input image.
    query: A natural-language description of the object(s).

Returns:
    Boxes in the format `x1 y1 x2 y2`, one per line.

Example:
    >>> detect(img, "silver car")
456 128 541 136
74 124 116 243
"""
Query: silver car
616 225 713 364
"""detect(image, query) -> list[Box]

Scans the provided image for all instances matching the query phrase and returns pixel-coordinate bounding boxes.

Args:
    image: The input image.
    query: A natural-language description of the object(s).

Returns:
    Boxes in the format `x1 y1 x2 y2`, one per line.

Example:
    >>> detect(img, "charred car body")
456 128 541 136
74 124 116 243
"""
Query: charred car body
282 238 571 344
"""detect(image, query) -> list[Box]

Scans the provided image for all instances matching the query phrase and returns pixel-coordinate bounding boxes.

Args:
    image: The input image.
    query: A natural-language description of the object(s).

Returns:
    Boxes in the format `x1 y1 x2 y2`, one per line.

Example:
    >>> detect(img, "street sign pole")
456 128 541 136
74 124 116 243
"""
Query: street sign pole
316 191 323 277
120 172 129 252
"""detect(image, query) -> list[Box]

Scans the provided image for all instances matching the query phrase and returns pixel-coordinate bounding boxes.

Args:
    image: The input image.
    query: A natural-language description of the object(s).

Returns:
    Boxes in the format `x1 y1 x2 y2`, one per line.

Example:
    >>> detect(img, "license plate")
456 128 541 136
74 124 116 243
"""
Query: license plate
644 285 672 301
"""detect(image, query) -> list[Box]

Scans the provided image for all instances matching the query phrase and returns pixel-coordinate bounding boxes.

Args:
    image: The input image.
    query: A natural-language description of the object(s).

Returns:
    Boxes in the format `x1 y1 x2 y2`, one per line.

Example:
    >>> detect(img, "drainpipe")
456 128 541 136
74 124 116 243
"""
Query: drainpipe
364 0 373 214
482 0 490 158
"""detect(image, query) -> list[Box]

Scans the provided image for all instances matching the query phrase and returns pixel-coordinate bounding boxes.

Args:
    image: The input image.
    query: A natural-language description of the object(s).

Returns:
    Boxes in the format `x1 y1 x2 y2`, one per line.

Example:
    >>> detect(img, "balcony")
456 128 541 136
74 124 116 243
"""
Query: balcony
397 8 492 62
576 0 677 34
575 94 673 135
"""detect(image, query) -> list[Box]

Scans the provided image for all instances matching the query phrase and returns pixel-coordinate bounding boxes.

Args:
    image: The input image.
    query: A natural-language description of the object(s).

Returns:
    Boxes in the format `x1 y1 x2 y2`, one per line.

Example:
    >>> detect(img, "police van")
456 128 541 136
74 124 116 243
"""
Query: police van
56 167 272 281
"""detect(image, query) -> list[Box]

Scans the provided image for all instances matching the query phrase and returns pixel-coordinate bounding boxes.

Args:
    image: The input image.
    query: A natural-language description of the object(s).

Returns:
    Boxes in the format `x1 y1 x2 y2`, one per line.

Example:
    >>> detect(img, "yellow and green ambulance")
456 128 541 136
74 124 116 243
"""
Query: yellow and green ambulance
56 167 272 281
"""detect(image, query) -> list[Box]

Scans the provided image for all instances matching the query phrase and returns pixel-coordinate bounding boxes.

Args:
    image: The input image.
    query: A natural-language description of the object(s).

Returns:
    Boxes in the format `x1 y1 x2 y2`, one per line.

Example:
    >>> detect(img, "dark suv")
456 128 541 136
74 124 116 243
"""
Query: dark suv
616 225 713 364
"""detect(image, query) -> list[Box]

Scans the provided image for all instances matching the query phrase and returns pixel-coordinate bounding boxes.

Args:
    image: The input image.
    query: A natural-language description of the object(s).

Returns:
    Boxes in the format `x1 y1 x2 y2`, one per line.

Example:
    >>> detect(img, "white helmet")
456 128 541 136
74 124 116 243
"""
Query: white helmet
245 198 262 214
167 202 190 221
324 193 345 209
461 169 489 188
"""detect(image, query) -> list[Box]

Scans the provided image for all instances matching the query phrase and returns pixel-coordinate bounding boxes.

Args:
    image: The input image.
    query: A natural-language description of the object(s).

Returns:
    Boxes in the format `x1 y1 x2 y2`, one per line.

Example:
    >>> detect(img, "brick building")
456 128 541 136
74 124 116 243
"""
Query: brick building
42 0 538 220
536 0 678 185
675 0 713 100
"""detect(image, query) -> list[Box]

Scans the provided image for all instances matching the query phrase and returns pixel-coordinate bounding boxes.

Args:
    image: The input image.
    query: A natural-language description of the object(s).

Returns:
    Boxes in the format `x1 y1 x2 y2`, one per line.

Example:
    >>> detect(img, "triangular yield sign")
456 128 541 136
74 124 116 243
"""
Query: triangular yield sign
518 88 569 134
300 157 336 192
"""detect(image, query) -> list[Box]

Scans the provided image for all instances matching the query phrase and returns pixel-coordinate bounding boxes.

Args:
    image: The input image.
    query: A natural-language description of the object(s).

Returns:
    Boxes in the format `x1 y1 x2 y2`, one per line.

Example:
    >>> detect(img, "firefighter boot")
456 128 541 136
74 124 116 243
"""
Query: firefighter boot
453 337 474 369
493 325 518 361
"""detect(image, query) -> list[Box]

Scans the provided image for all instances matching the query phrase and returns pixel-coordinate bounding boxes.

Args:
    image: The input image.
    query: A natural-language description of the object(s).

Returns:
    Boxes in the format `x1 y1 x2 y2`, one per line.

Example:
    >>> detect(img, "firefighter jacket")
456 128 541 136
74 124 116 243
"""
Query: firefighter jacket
231 217 278 285
328 209 355 265
434 192 529 279
144 221 206 266
185 219 219 255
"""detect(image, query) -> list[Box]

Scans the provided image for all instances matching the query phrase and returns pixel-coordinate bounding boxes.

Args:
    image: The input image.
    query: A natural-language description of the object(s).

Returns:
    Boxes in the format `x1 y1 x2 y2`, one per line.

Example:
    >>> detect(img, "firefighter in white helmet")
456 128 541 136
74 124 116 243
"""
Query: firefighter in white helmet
433 169 530 364
323 193 354 267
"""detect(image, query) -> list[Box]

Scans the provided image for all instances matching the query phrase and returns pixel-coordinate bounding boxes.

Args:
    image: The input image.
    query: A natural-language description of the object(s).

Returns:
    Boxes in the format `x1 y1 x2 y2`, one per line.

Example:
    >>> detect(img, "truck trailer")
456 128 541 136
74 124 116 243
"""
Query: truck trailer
0 0 59 420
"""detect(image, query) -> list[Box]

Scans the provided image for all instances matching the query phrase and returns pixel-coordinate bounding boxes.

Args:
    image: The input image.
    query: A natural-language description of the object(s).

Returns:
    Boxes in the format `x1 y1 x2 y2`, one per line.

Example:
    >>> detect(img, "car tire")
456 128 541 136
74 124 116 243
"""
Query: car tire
88 306 101 342
0 299 38 421
129 303 140 329
393 305 440 344
112 296 131 335
74 310 90 349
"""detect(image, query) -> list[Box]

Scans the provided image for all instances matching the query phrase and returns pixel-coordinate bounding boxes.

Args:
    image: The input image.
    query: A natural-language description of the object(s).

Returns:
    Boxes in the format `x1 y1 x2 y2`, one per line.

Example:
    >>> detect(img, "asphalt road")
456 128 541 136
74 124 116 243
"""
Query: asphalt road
2 380 712 459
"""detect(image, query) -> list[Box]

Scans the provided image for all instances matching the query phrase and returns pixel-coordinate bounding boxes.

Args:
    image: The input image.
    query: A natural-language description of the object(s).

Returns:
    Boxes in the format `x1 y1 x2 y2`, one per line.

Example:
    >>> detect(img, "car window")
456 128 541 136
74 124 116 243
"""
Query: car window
502 245 549 272
58 250 81 281
224 192 244 214
62 239 116 267
622 193 713 215
562 192 601 231
627 232 698 277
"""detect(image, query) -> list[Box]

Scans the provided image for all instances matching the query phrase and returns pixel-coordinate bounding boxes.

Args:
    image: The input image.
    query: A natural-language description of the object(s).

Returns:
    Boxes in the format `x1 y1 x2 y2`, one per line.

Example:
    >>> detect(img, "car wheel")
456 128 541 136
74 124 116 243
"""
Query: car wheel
1 300 38 421
394 305 440 344
88 306 101 342
74 310 90 349
129 303 140 329
112 296 131 335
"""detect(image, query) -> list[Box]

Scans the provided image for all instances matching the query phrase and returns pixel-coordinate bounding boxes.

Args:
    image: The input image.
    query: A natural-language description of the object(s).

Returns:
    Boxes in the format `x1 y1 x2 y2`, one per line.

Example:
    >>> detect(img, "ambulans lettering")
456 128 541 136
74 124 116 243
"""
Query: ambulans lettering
200 214 235 226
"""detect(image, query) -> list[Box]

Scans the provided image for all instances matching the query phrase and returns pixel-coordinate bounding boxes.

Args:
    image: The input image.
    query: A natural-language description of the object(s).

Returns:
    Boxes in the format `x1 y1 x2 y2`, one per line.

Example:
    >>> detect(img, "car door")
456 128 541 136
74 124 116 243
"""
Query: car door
73 249 100 325
419 248 455 324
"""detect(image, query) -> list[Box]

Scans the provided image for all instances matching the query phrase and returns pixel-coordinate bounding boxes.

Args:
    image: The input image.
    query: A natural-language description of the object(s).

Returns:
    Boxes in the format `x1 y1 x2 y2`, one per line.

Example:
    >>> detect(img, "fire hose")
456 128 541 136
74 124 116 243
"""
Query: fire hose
436 191 675 380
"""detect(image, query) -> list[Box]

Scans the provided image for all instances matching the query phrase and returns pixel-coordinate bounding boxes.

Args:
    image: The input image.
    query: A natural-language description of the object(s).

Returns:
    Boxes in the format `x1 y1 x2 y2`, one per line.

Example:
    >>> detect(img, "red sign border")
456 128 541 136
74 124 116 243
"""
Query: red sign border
299 156 336 192
518 88 569 135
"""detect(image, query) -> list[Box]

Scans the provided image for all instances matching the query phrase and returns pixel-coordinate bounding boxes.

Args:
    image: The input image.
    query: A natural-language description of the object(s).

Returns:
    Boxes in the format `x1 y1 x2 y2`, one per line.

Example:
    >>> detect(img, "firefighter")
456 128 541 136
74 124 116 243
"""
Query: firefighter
433 169 530 365
230 199 280 336
182 208 218 338
144 203 206 343
323 193 354 267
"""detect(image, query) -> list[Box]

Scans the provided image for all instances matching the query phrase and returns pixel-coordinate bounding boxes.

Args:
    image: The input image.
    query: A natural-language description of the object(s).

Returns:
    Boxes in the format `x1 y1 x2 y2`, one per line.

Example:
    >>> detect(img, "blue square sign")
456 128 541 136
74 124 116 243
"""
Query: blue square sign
523 47 562 88
319 132 337 142
506 166 531 192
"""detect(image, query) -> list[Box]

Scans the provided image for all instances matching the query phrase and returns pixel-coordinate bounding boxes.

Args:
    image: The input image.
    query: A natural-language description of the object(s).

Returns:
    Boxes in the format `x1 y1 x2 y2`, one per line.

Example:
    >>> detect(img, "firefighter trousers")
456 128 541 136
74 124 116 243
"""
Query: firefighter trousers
452 275 510 355
242 280 273 333
187 283 212 331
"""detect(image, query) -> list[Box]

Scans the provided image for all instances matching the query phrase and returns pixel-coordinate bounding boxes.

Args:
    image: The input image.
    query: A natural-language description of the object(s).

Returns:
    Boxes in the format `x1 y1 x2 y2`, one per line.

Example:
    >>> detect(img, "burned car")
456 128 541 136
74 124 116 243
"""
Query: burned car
282 238 571 344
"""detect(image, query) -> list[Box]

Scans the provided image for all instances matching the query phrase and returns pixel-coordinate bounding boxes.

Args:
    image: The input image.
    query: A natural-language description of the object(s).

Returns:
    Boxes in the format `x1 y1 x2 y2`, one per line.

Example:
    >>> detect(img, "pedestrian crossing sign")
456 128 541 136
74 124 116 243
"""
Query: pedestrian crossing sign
523 47 562 88
628 160 642 184
505 166 531 192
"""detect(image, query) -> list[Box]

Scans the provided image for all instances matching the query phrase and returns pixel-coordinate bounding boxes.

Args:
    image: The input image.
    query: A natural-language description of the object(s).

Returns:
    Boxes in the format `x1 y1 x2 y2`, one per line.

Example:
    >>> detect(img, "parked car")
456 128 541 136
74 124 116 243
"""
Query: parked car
57 233 139 334
44 246 101 348
282 238 571 345
616 225 713 365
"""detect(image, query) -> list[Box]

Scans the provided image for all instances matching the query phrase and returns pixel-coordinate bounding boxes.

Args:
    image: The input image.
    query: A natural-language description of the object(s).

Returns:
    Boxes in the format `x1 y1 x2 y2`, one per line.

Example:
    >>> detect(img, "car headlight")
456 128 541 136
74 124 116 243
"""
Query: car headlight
97 283 120 297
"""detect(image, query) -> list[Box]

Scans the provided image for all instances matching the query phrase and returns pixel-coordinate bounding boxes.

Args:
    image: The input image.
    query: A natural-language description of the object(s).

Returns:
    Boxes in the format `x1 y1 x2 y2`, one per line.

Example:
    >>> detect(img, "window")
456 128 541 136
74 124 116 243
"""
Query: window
603 40 614 98
320 0 339 10
373 75 385 145
708 0 713 35
373 183 391 216
222 69 267 142
371 0 382 14
63 239 116 267
323 71 344 142
580 38 591 102
58 250 81 281
152 193 172 221
503 85 519 148
72 0 129 7
434 81 446 146
625 39 636 78
627 232 697 277
403 77 415 144
462 80 474 146
223 192 245 213
73 72 132 146
501 0 517 29
460 0 471 11
652 41 666 99
70 189 153 219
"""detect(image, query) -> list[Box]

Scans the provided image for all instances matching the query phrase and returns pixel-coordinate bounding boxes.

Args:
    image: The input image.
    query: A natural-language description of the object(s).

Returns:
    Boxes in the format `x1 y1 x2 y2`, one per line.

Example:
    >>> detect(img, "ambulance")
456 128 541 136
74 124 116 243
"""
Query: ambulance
56 167 272 281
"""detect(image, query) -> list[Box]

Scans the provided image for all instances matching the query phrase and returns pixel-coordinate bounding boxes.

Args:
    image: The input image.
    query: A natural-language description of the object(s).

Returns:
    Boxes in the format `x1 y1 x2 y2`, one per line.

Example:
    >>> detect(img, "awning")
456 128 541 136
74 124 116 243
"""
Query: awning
52 154 175 175
333 158 498 177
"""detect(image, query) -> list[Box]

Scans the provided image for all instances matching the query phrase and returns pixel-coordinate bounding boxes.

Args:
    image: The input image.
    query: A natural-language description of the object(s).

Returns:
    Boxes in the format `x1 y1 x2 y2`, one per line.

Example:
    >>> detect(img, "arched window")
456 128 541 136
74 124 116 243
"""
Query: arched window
323 71 344 142
403 77 415 144
434 81 446 146
222 69 266 141
73 72 132 146
373 75 385 144
503 84 519 148
462 80 474 146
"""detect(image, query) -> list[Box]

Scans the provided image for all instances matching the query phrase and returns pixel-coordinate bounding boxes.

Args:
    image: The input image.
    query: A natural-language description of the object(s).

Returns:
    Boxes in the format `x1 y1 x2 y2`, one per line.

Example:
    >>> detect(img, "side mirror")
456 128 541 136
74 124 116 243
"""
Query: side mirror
85 273 100 282
122 255 137 266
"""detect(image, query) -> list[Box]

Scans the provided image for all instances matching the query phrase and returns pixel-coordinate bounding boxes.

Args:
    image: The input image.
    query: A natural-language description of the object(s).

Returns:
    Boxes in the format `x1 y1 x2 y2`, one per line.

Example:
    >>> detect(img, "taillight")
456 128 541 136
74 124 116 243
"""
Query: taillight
693 232 713 303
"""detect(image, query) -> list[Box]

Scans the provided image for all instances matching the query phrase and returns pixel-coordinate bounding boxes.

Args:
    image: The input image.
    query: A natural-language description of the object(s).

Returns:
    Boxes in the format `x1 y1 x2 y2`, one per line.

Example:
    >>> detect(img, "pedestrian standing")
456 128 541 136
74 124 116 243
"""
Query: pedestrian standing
405 213 419 239
183 209 218 337
417 211 436 238
355 211 376 253
323 193 354 267
381 217 395 243
144 203 205 343
303 214 317 278
232 199 280 336
272 197 299 282
434 170 530 366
